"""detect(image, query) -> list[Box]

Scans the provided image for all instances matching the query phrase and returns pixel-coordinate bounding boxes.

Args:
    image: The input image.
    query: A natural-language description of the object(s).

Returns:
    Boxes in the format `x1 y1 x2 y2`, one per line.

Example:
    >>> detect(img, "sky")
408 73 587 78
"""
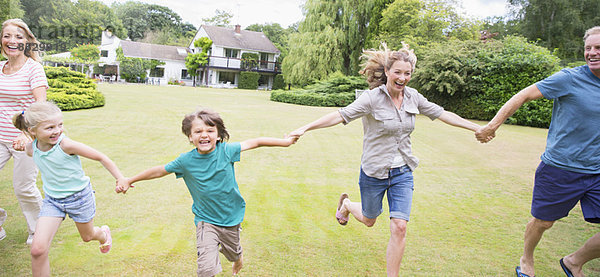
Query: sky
98 0 510 29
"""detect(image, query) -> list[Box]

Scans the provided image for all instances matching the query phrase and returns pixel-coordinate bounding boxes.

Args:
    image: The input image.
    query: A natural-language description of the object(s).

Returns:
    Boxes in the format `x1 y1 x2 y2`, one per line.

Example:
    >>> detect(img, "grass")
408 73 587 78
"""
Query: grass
1 83 599 276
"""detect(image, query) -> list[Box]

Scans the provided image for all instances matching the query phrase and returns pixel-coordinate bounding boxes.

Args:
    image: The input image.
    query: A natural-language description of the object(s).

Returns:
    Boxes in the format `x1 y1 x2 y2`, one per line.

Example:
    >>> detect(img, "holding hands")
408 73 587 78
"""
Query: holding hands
475 124 496 143
12 133 31 151
115 178 133 194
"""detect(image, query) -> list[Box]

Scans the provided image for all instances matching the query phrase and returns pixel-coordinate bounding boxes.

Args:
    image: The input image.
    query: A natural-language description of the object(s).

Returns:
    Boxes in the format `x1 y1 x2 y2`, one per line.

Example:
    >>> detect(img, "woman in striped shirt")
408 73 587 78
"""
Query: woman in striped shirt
0 18 47 244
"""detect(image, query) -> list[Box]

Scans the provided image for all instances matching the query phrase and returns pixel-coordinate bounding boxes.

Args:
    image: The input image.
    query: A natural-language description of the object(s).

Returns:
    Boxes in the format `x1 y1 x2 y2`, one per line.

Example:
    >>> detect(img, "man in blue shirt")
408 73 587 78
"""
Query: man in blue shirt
477 26 600 277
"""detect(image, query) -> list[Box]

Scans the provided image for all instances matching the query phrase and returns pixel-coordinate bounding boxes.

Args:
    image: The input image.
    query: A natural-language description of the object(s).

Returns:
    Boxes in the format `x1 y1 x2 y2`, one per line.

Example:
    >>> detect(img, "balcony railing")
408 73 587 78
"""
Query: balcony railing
208 56 280 73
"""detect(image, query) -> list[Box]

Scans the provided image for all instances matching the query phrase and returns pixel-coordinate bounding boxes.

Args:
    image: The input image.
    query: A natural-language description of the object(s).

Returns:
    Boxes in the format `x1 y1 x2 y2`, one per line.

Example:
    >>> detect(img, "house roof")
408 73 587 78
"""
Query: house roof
120 40 190 61
201 25 280 54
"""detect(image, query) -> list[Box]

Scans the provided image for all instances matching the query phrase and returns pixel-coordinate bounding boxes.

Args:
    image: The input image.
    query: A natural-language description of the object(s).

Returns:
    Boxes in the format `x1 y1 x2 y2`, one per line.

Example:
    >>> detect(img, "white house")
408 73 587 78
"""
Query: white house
188 25 281 89
99 30 191 85
53 26 281 88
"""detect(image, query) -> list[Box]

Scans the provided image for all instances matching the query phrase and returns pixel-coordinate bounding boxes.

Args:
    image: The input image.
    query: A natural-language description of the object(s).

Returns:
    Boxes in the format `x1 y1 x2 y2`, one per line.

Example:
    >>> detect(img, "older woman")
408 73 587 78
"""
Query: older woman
0 18 47 244
289 43 480 276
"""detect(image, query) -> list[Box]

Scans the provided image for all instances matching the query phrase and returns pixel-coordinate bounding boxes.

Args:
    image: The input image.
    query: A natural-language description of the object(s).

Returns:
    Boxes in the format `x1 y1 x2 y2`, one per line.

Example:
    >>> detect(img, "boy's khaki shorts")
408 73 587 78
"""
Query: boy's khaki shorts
195 221 242 277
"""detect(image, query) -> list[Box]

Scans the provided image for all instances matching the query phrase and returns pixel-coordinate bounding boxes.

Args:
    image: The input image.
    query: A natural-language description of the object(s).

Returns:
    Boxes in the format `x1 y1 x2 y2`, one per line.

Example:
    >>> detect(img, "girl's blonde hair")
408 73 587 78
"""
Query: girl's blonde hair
13 101 62 136
181 108 230 143
359 42 417 89
1 18 42 62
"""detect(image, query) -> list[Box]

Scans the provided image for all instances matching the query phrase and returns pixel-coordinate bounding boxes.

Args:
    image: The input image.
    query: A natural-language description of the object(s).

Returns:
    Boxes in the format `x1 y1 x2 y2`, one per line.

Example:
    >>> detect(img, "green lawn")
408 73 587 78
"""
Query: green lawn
1 83 598 276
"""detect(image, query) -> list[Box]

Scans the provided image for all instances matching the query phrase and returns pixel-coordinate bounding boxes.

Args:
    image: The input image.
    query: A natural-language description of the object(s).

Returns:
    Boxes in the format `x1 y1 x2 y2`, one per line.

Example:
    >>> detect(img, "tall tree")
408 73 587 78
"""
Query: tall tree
509 0 600 60
0 0 24 22
282 0 392 86
375 0 480 52
113 2 184 41
21 0 126 52
202 9 233 27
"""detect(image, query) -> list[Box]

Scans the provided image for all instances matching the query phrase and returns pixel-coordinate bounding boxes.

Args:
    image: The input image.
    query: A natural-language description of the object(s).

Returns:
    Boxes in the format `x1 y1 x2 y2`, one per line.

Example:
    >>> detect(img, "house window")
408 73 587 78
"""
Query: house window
150 67 164 77
260 53 269 68
100 50 108 57
218 71 236 84
181 69 190 79
225 48 239 58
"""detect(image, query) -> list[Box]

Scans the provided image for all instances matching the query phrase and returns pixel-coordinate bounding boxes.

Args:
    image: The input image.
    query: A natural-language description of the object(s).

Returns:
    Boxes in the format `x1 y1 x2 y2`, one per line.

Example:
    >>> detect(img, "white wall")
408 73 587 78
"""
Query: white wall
99 31 121 64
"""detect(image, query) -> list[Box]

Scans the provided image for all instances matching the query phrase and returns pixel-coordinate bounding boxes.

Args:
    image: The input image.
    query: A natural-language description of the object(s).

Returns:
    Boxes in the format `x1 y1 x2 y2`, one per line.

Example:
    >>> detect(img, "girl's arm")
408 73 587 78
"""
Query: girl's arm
60 137 125 181
288 111 344 138
240 136 298 152
116 165 170 193
437 111 481 132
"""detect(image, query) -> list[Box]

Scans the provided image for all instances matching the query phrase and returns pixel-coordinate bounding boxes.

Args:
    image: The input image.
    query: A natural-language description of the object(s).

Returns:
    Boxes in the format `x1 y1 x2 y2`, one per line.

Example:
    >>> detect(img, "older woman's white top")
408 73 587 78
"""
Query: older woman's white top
0 58 48 143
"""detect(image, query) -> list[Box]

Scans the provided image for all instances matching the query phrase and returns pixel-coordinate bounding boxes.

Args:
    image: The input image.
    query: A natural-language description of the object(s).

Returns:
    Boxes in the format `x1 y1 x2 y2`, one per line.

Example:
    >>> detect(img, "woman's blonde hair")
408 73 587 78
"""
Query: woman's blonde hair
1 18 41 62
13 101 62 137
359 42 417 89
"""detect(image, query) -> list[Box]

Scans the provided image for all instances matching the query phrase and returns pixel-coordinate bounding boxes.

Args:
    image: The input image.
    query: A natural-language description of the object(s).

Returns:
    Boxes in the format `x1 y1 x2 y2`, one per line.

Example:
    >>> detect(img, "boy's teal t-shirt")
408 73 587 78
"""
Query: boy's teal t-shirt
165 142 245 227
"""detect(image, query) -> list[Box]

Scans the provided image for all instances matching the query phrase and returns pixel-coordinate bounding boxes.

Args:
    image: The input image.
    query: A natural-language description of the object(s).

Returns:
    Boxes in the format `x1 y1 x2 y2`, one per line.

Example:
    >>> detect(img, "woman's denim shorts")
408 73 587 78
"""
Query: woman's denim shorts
359 166 414 220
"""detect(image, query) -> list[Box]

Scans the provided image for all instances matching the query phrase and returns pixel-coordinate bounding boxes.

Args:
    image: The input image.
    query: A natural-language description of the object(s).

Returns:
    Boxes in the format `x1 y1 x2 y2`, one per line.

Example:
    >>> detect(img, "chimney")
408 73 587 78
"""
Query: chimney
235 24 241 34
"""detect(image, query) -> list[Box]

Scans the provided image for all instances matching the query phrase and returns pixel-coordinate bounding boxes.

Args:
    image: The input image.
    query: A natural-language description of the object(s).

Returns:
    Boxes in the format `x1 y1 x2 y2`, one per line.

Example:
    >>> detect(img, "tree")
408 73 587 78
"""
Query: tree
202 9 233 27
1 0 24 22
185 37 212 86
70 44 99 63
375 0 480 52
113 2 185 41
116 47 163 82
508 0 600 61
20 0 126 52
282 0 393 86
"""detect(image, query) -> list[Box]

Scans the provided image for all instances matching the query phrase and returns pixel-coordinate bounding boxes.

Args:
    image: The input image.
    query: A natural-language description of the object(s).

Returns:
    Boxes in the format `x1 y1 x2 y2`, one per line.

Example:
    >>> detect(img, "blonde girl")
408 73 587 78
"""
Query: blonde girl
13 101 125 277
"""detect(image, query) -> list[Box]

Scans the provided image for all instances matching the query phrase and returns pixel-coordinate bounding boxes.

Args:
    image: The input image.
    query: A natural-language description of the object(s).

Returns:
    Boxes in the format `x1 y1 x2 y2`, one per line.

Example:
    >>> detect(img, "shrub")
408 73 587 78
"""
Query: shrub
413 36 561 128
270 72 368 107
273 74 285 90
241 52 259 70
44 66 105 111
239 71 260 90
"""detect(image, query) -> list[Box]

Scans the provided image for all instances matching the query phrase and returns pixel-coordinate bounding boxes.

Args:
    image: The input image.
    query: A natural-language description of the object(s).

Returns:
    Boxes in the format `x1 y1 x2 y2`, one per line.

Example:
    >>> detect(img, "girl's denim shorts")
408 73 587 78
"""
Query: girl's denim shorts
39 183 95 223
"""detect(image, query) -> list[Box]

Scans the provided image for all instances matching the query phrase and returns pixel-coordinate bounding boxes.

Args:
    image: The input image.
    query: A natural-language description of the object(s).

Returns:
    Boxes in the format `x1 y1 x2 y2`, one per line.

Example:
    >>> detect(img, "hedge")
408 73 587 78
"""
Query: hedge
271 91 355 107
44 66 105 111
270 72 368 107
413 36 561 128
238 71 260 90
273 74 285 90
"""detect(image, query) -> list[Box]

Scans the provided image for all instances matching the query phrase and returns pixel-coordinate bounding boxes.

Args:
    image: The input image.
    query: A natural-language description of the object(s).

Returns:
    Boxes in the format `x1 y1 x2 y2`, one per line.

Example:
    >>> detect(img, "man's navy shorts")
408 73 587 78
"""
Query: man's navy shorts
532 161 600 223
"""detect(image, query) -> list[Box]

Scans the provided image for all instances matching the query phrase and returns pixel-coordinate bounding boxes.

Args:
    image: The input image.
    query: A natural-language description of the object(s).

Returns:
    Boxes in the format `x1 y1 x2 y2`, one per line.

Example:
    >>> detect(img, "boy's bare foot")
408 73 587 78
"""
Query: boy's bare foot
233 255 243 275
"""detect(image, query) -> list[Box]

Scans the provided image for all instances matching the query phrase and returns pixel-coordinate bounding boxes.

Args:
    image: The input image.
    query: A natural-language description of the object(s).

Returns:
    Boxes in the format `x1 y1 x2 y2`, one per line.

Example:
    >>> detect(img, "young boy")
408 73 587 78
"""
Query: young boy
117 109 297 276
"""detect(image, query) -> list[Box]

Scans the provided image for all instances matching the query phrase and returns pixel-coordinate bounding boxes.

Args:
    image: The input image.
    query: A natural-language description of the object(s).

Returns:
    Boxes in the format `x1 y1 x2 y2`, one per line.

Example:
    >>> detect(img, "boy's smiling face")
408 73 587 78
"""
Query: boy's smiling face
188 118 219 154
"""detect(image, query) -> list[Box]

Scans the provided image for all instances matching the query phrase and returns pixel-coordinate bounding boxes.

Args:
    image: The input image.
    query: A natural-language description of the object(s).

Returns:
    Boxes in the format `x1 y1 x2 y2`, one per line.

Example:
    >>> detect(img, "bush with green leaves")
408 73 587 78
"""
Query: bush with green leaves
239 71 260 90
272 74 285 90
413 36 561 128
270 72 368 107
241 52 259 70
44 66 105 110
